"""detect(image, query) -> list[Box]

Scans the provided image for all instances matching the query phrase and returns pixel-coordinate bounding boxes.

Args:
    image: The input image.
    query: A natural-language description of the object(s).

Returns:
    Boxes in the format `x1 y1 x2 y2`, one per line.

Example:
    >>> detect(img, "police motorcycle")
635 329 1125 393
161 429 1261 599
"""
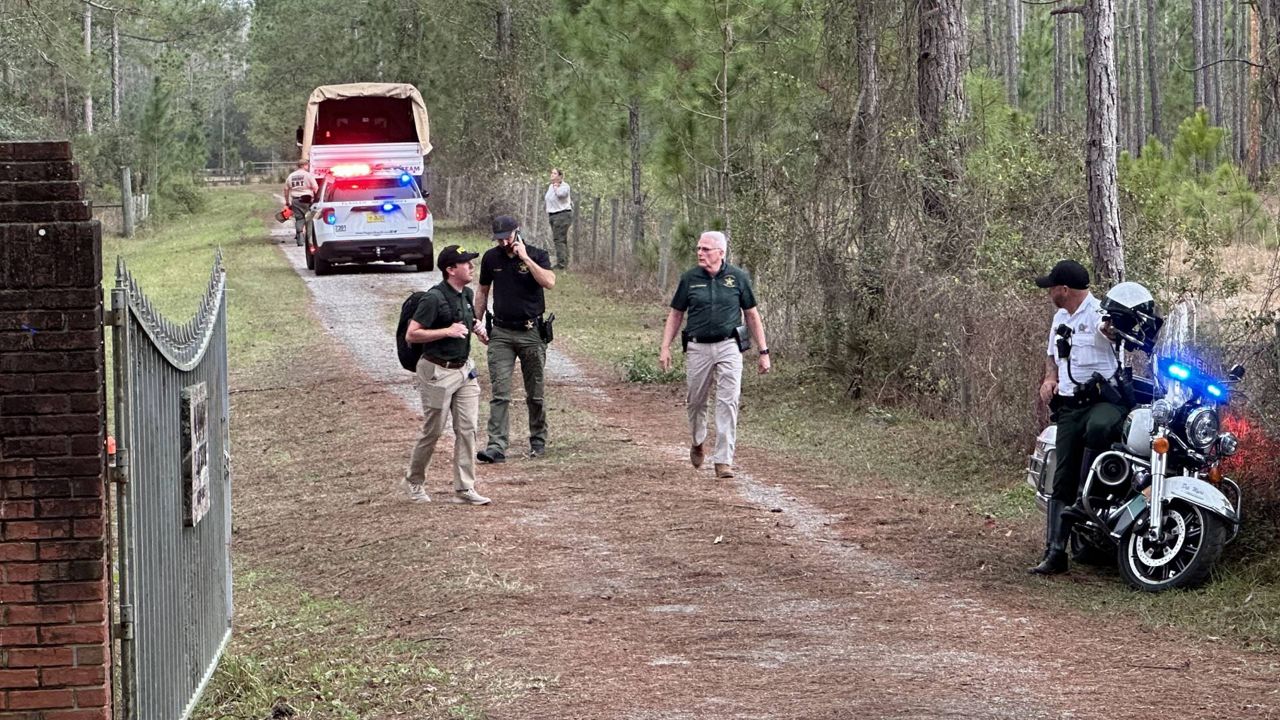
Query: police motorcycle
1026 283 1244 592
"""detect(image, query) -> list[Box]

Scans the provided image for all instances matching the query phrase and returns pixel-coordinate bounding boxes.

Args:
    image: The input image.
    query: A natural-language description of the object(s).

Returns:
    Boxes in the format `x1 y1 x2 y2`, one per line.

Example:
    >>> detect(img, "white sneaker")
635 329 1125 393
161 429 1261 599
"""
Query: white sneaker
403 479 431 503
454 488 491 505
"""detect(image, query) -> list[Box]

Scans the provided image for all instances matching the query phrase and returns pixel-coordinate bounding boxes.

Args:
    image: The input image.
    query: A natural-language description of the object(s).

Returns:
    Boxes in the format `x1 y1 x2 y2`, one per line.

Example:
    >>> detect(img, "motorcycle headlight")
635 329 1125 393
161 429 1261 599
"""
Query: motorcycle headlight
1151 399 1174 425
1217 431 1239 457
1185 407 1220 450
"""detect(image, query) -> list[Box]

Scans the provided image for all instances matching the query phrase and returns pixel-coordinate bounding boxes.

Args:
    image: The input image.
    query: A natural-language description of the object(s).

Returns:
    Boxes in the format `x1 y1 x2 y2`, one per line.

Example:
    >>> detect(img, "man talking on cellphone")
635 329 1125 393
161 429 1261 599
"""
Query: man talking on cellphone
475 215 557 463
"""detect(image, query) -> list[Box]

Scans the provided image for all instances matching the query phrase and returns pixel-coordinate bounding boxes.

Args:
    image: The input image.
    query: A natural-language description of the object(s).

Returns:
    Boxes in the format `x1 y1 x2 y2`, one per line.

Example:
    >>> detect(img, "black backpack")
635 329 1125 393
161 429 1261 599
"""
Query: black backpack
396 290 431 371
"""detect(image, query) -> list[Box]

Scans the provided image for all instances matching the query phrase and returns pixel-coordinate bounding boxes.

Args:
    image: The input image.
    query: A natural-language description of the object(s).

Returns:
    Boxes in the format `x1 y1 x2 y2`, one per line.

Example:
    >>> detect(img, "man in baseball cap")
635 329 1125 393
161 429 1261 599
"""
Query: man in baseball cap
402 242 491 506
1029 258 1123 576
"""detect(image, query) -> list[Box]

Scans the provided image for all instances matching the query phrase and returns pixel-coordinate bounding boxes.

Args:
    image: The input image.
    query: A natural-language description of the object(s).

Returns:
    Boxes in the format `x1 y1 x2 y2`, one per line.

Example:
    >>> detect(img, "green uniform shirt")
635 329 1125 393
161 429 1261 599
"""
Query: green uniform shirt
670 262 757 340
413 282 476 363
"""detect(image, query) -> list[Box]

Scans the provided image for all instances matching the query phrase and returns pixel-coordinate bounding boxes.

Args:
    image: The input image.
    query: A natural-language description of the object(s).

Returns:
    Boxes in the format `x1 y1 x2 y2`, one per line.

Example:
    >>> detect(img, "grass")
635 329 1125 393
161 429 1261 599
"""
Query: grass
102 186 318 374
192 570 483 720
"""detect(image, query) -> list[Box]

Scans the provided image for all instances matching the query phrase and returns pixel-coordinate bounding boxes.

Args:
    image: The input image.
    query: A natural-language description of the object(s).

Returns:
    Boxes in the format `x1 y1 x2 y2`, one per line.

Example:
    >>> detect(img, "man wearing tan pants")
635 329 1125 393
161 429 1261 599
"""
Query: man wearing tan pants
403 245 492 505
658 231 771 478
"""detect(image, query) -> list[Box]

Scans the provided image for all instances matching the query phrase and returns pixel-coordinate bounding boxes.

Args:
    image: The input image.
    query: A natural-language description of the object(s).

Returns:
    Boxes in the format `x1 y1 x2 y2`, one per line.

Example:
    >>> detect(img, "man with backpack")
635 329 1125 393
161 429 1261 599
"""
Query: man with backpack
401 245 492 505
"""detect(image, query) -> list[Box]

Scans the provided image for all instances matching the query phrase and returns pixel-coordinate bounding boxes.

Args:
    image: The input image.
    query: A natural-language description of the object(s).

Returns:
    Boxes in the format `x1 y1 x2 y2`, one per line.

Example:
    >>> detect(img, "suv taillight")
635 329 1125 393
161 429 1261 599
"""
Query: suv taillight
415 204 429 222
322 207 336 225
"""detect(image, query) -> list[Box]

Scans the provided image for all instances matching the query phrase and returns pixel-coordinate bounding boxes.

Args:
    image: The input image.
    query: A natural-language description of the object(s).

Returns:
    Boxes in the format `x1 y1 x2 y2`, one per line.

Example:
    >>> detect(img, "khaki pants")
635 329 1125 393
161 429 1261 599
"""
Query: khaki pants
407 357 480 491
686 339 742 465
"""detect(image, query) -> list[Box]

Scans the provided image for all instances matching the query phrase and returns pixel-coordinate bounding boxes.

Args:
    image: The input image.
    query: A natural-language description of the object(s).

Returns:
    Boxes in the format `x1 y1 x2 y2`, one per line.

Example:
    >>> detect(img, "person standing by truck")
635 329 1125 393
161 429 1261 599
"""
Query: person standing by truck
544 168 573 269
283 160 319 245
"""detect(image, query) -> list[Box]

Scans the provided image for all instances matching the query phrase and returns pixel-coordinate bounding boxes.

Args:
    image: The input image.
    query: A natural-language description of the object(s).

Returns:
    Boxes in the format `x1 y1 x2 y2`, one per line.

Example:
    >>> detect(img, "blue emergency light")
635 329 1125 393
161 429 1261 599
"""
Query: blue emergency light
1160 361 1228 403
381 202 397 213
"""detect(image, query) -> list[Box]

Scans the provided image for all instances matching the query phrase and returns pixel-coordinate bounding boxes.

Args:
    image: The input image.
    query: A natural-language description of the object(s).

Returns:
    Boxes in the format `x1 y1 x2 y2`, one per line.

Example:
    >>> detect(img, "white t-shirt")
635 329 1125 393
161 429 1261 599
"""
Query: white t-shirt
545 182 572 213
1047 293 1118 397
286 169 319 200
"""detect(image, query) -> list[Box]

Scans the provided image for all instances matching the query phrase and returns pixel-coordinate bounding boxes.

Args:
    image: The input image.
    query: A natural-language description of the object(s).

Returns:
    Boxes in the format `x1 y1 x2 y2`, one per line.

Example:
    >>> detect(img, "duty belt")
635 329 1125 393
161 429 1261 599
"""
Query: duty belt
424 355 467 370
1050 393 1097 411
493 316 540 331
689 333 731 344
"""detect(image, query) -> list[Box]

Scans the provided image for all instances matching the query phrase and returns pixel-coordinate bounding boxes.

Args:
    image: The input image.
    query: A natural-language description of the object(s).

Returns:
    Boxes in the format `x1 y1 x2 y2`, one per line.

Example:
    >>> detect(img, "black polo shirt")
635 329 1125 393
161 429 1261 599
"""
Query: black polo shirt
670 262 757 340
412 281 476 363
479 244 552 322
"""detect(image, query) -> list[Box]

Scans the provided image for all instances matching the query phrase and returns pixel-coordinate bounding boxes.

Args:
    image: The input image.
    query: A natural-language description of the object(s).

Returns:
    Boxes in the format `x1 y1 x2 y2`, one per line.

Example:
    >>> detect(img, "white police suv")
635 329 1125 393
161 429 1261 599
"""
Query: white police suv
304 164 434 275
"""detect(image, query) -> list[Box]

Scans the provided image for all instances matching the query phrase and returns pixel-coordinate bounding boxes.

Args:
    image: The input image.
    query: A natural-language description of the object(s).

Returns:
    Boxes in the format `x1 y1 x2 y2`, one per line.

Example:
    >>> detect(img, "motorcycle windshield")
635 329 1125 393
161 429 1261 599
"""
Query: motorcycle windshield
1151 299 1199 406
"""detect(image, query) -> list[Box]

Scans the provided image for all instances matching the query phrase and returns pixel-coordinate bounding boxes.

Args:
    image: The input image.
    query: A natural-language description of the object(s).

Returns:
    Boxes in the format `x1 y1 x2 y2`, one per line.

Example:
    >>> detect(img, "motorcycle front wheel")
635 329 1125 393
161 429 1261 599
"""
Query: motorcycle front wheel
1117 499 1227 592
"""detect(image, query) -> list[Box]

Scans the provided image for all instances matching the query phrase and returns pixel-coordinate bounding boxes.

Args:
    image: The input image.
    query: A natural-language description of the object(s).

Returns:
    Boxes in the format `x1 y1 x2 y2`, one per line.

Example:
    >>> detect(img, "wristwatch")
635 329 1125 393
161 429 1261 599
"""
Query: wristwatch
759 348 770 355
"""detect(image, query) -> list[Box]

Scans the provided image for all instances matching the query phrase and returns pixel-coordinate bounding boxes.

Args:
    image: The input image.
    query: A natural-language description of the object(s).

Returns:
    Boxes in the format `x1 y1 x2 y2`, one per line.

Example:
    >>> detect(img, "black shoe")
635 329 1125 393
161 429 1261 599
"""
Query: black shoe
476 449 506 464
1028 550 1069 575
528 445 545 458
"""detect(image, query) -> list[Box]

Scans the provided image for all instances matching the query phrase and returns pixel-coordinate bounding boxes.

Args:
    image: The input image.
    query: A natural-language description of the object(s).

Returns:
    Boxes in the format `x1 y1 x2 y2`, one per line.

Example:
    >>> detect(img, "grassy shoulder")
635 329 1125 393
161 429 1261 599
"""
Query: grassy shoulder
558 271 1280 650
102 186 317 374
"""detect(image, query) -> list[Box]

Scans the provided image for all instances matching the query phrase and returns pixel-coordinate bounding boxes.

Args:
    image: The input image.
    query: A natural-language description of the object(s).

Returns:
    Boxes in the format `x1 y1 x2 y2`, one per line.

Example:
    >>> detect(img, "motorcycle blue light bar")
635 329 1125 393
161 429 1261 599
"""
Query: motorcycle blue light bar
381 202 397 213
1161 361 1228 402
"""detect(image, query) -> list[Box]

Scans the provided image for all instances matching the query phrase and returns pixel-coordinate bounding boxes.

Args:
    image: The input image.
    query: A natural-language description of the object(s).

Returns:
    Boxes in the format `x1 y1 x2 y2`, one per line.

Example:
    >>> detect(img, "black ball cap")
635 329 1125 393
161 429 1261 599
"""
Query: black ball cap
438 244 480 269
1035 260 1090 290
492 215 519 240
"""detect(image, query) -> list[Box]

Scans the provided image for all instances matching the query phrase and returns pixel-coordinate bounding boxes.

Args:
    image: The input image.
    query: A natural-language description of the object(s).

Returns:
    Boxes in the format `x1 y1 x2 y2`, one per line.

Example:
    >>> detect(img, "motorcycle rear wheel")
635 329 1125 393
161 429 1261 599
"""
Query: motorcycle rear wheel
1117 499 1226 592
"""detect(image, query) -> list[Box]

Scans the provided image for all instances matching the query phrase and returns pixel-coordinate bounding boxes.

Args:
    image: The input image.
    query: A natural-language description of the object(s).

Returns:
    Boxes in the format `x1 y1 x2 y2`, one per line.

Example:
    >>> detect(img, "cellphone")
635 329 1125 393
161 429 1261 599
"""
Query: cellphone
514 231 524 244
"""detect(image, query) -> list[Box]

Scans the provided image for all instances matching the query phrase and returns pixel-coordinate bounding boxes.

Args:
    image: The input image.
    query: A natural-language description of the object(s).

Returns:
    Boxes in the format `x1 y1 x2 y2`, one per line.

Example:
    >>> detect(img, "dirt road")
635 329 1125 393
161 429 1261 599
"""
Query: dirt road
231 235 1280 719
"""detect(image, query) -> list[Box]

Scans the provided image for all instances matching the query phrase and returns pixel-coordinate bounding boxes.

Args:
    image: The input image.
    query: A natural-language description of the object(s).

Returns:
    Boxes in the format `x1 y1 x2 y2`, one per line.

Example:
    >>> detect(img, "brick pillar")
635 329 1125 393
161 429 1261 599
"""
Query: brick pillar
0 142 111 720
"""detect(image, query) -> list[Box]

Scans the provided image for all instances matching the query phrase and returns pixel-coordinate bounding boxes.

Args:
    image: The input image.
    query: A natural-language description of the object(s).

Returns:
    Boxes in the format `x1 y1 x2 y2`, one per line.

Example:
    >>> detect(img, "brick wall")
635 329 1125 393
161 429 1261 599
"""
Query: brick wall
0 141 111 720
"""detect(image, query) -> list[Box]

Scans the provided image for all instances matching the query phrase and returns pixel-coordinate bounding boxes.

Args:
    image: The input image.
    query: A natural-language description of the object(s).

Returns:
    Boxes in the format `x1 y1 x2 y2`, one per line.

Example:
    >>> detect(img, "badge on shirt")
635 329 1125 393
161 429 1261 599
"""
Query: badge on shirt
723 276 736 288
518 263 529 274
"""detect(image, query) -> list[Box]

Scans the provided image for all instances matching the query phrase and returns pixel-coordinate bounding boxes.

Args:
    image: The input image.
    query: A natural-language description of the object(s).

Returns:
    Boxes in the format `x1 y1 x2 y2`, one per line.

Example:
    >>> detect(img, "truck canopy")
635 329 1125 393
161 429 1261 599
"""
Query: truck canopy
301 83 432 162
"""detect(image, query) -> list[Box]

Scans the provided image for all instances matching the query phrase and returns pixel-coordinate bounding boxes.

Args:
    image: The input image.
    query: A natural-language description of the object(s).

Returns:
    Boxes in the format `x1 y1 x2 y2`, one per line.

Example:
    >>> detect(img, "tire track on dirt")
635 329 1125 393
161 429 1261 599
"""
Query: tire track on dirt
272 232 1280 719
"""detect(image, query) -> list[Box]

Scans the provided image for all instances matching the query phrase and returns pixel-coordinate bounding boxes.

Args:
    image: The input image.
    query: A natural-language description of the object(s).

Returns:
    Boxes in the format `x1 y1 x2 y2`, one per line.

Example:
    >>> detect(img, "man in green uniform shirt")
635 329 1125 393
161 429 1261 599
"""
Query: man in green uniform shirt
659 231 771 479
403 245 492 505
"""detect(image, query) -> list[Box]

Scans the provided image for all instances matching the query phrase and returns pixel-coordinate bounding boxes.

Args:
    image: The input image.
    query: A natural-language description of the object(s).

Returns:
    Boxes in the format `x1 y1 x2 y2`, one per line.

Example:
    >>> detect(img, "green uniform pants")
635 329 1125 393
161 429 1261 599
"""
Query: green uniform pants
549 210 573 268
484 326 548 454
1050 399 1126 503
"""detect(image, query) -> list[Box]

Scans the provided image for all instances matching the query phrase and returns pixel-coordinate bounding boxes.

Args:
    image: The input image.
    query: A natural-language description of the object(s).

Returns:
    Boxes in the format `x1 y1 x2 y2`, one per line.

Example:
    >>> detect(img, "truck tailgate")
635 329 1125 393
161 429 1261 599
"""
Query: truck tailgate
310 143 424 175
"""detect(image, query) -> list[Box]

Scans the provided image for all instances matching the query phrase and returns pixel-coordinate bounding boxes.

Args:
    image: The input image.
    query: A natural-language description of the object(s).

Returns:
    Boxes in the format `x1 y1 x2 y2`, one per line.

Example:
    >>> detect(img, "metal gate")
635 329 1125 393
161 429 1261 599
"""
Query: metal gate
109 252 233 720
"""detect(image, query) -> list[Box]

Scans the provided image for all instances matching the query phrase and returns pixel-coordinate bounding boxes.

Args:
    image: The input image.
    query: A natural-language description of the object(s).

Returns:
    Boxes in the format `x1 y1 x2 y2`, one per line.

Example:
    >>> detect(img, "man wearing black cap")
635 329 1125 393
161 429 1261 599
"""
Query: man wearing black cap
1030 259 1124 574
475 216 557 463
402 244 492 505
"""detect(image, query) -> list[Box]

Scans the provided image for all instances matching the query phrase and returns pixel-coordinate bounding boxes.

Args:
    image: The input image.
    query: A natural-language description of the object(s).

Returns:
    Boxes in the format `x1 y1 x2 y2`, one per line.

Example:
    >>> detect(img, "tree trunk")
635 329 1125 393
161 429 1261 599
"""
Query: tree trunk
1193 0 1205 110
983 0 995 75
1251 0 1263 181
719 17 734 241
111 13 120 123
628 100 645 255
854 4 883 258
1132 0 1146 151
1146 0 1162 141
918 0 968 235
1054 18 1065 133
1084 0 1125 286
1005 0 1020 105
83 5 93 135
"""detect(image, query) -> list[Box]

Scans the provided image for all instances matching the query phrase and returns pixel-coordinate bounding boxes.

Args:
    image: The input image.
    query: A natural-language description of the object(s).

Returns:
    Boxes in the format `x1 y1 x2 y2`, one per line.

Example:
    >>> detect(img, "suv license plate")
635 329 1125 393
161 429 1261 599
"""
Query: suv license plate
365 213 385 223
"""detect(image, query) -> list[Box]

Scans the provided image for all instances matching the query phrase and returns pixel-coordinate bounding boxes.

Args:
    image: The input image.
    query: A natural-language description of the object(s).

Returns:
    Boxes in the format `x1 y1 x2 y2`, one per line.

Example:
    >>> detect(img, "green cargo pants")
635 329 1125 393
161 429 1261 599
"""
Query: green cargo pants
484 326 548 454
548 210 573 269
1050 398 1126 504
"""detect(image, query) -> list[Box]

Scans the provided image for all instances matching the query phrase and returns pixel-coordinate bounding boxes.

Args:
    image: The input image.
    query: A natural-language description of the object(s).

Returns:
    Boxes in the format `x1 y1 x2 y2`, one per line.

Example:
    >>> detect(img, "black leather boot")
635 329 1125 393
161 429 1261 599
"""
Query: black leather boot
1029 499 1070 575
1062 448 1101 524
